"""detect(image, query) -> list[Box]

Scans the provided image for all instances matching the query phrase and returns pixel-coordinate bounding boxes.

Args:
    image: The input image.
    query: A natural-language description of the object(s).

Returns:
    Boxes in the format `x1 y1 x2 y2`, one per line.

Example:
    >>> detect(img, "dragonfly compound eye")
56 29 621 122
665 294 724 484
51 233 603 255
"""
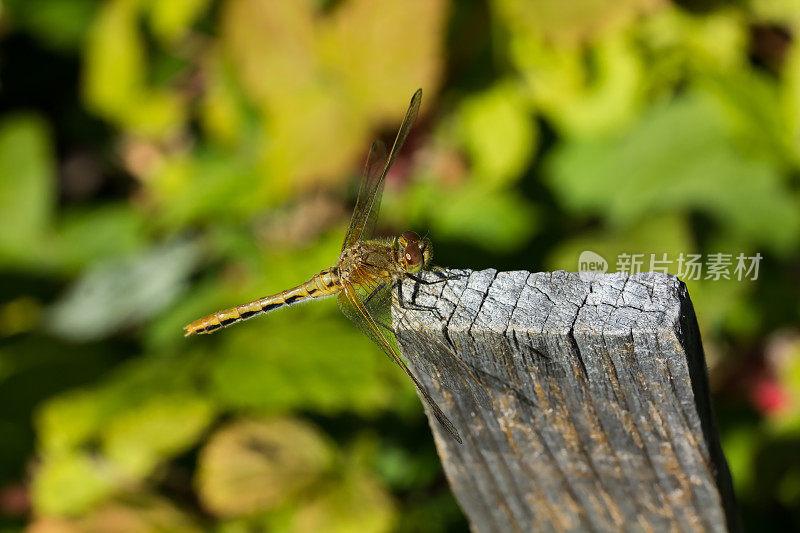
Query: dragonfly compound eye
404 244 423 266
401 231 420 244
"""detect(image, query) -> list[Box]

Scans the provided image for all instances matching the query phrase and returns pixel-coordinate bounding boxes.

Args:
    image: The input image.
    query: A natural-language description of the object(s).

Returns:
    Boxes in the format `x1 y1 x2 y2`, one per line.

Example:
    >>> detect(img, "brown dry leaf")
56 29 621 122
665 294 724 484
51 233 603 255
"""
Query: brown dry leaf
27 495 201 533
222 0 316 105
290 473 396 533
319 0 449 120
195 417 334 516
220 0 447 191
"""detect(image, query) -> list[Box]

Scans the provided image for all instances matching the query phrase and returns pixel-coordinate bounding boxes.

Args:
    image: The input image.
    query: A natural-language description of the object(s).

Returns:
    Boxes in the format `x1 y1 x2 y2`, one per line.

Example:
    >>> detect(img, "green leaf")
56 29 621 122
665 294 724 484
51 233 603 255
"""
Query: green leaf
494 0 656 43
547 94 800 253
698 70 790 165
721 424 758 498
3 0 97 51
512 31 645 138
0 114 54 266
547 214 758 334
146 0 212 44
32 451 116 516
102 394 214 478
36 390 103 453
83 0 145 121
547 213 693 273
404 180 538 254
207 309 400 415
783 39 800 165
459 82 537 185
151 148 271 227
83 0 185 137
53 205 148 272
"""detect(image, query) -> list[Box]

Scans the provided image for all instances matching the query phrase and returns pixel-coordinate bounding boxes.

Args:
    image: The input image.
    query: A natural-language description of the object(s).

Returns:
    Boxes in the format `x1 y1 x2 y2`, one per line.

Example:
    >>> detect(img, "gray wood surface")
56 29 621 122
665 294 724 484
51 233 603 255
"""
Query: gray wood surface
393 269 739 533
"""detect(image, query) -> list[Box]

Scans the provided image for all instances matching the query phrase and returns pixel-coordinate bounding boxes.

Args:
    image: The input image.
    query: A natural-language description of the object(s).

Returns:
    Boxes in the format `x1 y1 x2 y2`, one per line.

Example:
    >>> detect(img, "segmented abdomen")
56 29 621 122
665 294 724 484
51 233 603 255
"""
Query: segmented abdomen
183 268 340 336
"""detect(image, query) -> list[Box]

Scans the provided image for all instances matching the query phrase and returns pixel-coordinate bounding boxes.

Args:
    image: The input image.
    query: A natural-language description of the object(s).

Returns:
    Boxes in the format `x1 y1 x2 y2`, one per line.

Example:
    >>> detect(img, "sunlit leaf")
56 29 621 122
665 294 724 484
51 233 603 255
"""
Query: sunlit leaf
721 423 758 498
0 114 54 266
748 0 800 26
220 0 447 207
83 0 145 123
200 51 247 147
83 0 185 137
459 82 537 185
260 84 369 191
102 394 214 478
512 30 645 137
492 0 663 44
640 8 747 74
784 39 800 164
698 70 790 164
32 451 116 516
146 0 211 44
222 0 316 106
36 390 103 453
150 147 271 226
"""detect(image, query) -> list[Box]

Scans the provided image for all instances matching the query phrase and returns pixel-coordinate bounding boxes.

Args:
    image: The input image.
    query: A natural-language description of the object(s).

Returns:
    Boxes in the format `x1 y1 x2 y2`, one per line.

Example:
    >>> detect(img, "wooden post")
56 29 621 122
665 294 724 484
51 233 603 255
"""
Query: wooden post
394 269 740 533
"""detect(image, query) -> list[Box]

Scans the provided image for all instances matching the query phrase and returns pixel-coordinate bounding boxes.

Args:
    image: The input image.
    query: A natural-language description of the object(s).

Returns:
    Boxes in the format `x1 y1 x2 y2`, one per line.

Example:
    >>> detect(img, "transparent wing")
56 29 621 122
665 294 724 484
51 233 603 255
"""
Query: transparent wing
341 89 422 253
389 297 484 392
337 278 462 444
341 139 388 255
354 264 482 393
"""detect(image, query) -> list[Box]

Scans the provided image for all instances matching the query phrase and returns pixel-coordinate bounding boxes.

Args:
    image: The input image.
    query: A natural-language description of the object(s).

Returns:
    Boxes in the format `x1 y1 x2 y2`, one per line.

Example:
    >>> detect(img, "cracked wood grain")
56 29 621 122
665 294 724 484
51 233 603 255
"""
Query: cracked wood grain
393 269 739 533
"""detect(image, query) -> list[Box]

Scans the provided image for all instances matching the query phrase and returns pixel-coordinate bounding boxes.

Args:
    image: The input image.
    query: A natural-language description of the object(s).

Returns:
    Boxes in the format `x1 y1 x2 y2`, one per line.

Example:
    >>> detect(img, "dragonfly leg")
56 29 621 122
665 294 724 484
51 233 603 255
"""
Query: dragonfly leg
397 279 445 320
406 268 464 285
406 273 435 285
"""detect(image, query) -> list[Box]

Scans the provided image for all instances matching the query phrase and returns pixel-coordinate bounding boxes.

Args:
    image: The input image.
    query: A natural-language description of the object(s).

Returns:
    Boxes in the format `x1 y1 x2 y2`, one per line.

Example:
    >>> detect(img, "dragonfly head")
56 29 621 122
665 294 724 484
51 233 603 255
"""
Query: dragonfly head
397 231 432 273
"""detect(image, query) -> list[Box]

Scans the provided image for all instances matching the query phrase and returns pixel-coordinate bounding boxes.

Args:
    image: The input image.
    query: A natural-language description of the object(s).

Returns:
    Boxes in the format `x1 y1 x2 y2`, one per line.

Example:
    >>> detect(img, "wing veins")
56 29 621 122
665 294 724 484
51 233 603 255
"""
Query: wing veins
340 89 422 253
340 280 462 444
389 297 483 388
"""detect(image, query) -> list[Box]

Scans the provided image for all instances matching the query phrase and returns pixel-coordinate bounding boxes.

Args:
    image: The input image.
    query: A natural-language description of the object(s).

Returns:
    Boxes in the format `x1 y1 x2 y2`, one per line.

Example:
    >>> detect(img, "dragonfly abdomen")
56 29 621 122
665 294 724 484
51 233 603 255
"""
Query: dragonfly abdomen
183 268 341 336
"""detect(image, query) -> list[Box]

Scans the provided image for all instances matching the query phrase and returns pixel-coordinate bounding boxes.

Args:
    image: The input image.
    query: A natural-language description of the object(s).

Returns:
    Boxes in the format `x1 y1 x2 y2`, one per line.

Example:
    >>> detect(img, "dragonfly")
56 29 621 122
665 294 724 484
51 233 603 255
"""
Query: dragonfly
184 89 463 444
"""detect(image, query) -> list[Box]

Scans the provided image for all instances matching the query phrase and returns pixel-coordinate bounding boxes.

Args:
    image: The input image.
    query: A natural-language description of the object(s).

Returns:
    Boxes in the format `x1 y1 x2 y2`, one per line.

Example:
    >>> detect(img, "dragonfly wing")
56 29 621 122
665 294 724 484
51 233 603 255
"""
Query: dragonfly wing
341 139 388 255
389 297 484 389
341 89 422 253
337 279 462 444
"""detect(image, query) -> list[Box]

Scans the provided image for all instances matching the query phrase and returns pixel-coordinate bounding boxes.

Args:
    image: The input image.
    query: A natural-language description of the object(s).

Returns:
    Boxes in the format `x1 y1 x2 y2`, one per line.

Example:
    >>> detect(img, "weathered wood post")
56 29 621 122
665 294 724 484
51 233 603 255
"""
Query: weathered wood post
394 269 740 533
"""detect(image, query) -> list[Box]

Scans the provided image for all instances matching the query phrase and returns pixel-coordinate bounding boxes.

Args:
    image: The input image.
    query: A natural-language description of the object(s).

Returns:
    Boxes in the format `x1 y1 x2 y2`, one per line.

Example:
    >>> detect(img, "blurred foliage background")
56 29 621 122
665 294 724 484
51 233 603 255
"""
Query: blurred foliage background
1 0 799 530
